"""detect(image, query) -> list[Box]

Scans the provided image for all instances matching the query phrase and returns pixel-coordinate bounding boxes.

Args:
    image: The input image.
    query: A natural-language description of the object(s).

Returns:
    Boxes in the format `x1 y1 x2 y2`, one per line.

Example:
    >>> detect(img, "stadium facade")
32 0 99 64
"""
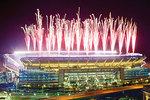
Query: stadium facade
3 51 148 91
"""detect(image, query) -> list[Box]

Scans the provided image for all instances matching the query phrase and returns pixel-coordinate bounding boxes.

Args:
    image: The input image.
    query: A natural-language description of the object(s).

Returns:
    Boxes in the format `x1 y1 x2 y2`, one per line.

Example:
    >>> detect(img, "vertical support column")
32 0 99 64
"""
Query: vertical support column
58 69 64 87
4 55 8 83
120 68 124 81
15 73 19 92
143 92 145 100
5 68 8 83
146 95 149 100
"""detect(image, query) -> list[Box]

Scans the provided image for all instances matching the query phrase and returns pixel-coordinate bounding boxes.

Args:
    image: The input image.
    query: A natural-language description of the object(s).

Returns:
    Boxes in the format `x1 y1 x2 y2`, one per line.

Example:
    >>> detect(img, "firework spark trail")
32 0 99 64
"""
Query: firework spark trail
21 25 31 51
52 32 56 50
50 16 56 51
132 23 137 53
46 16 50 52
125 21 132 54
89 30 93 51
100 18 109 52
64 20 72 54
83 19 90 54
46 15 55 53
118 17 126 54
88 19 93 51
109 13 118 52
92 15 100 53
46 35 49 52
35 9 44 52
75 13 82 53
71 20 75 50
68 20 74 53
29 25 36 51
56 15 63 54
64 21 69 53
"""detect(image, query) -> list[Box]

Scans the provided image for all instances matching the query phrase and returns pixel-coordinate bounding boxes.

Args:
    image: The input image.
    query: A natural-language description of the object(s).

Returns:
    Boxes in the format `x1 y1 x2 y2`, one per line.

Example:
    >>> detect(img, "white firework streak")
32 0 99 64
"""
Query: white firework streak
71 19 75 50
118 17 126 54
100 18 109 52
83 19 90 54
109 13 118 52
29 25 36 51
35 9 44 52
21 24 31 51
75 14 82 53
64 20 72 54
56 14 63 54
92 15 100 53
125 21 132 54
46 15 55 53
88 19 93 51
132 23 137 53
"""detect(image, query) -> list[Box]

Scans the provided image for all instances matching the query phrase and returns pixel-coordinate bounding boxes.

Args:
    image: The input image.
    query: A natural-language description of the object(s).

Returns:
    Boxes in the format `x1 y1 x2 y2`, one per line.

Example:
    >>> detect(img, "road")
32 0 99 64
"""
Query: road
40 84 150 100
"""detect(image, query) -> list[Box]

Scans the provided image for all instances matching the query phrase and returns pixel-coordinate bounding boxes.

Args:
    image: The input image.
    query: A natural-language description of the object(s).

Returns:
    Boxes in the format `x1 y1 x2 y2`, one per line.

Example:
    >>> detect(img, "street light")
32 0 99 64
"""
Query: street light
56 92 60 100
57 92 60 96
69 92 71 96
42 84 46 94
34 93 36 96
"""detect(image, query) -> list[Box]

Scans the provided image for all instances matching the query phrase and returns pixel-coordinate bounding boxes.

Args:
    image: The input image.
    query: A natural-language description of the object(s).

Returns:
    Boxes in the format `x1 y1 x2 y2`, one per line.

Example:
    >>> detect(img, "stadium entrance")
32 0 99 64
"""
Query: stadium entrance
59 68 124 91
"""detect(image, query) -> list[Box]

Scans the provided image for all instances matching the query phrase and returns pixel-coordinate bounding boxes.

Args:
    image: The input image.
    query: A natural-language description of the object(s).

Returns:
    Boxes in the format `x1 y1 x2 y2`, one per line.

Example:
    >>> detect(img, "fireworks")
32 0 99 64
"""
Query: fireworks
21 9 137 54
21 25 31 51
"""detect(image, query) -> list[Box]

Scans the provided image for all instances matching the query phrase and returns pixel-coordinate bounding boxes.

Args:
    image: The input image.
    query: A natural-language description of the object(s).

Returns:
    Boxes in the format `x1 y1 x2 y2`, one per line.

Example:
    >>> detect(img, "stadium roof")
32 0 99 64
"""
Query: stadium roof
3 51 146 74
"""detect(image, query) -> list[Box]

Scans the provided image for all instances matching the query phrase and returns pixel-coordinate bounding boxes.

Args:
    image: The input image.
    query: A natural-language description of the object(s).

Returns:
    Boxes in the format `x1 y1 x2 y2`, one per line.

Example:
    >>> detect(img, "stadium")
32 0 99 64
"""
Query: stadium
3 51 147 91
3 9 149 91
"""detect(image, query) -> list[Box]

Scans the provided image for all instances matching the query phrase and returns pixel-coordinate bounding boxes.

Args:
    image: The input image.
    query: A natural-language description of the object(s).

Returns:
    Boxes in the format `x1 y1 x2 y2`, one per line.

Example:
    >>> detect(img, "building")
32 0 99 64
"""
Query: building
3 51 147 91
143 85 150 100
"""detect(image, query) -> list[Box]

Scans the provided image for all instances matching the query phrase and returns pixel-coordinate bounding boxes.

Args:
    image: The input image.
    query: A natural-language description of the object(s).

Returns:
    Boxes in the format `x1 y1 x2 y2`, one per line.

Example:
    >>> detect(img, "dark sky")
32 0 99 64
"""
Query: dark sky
0 0 150 60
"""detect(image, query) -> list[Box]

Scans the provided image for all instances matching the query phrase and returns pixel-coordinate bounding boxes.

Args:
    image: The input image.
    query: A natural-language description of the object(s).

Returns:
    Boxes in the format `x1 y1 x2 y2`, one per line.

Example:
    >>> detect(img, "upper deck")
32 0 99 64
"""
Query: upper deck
3 51 146 74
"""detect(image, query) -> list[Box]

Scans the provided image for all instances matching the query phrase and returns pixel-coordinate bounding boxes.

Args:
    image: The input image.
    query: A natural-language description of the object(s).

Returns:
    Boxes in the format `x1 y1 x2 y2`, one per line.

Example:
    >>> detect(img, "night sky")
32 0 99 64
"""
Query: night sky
0 0 150 61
